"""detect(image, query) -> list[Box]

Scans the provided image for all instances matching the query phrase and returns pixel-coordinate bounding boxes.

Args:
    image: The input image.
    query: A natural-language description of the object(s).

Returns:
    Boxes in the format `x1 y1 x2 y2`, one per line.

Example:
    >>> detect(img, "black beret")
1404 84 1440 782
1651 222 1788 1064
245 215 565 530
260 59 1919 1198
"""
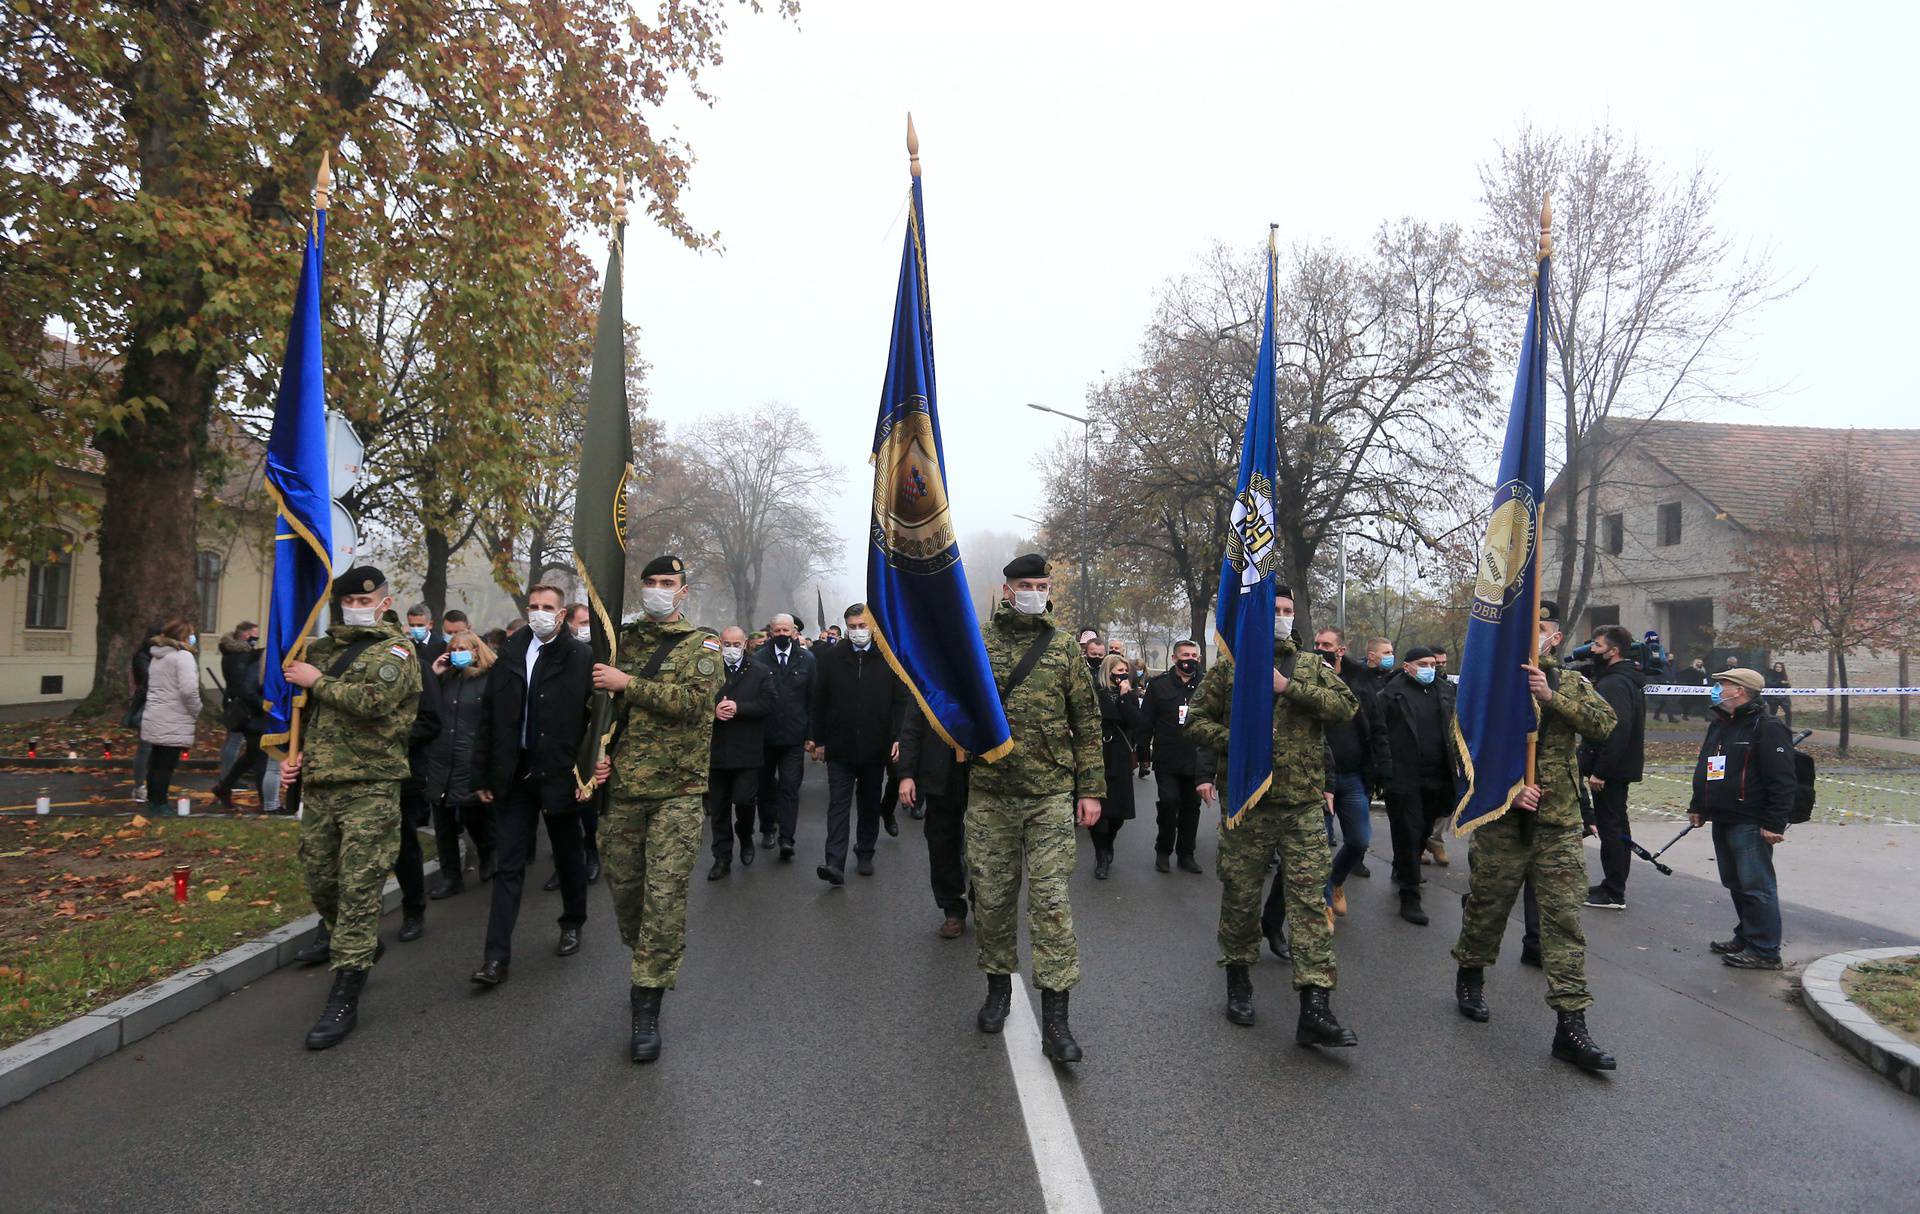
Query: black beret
641 554 686 579
1404 645 1436 663
332 565 387 597
1003 553 1049 580
1538 600 1562 623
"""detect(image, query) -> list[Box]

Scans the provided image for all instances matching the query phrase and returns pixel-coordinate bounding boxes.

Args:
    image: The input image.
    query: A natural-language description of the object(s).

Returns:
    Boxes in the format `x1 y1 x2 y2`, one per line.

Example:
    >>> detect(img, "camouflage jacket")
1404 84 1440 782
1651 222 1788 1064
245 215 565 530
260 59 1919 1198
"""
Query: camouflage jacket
970 603 1106 801
1533 654 1617 828
608 616 723 799
303 621 422 787
1186 635 1358 809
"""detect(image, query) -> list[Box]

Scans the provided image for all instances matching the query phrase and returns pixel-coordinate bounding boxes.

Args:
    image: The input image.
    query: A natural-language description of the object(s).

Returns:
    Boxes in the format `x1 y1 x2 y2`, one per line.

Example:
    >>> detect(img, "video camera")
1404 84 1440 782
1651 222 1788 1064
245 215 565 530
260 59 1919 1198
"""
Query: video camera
1566 629 1667 679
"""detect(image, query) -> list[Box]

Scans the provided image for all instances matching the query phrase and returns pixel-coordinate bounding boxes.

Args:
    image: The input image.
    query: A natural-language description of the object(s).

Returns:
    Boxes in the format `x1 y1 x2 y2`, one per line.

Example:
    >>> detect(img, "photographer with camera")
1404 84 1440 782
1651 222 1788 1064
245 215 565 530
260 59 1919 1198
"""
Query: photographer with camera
1576 625 1646 911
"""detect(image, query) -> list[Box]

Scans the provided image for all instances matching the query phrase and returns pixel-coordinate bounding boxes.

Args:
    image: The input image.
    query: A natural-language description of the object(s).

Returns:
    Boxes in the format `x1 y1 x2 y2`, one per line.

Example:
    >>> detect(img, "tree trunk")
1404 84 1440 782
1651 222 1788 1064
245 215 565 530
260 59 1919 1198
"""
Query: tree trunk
1835 648 1851 756
1901 649 1911 739
423 525 452 621
1825 648 1836 727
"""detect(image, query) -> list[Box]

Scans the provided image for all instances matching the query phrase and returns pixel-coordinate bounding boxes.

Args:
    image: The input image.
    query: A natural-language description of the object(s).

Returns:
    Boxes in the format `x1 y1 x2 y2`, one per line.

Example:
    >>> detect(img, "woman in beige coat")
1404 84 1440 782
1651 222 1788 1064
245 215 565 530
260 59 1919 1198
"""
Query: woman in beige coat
139 619 203 805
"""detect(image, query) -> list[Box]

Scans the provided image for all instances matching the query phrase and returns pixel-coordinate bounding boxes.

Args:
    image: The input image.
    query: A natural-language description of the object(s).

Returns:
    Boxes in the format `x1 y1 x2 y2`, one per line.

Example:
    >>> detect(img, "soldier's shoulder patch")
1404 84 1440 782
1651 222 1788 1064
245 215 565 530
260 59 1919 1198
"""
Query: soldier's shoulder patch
696 656 719 676
386 644 411 660
377 662 402 683
701 637 721 652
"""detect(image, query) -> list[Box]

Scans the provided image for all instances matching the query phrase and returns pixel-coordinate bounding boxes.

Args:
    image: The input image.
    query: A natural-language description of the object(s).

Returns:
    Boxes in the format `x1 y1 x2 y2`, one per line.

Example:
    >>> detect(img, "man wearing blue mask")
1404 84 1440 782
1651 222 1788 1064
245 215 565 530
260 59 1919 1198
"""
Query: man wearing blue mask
1361 637 1397 701
405 603 447 666
1371 645 1458 925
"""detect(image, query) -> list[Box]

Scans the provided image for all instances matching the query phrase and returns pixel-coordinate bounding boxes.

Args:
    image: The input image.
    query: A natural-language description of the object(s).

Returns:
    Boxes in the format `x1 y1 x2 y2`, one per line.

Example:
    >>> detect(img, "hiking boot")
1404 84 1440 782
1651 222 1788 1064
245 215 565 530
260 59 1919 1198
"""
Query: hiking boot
1225 965 1255 1026
1330 885 1348 916
1039 988 1083 1063
1722 950 1782 971
977 973 1013 1034
1295 987 1357 1048
1551 1010 1616 1071
1455 966 1489 1022
304 969 366 1050
294 927 332 966
1427 839 1450 866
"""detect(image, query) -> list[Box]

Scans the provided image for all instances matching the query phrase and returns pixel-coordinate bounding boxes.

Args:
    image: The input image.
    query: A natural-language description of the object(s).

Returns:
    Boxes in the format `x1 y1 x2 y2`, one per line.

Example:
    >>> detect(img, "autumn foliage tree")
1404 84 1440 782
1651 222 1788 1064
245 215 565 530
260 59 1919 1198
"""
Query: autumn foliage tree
1 0 794 713
1722 442 1920 753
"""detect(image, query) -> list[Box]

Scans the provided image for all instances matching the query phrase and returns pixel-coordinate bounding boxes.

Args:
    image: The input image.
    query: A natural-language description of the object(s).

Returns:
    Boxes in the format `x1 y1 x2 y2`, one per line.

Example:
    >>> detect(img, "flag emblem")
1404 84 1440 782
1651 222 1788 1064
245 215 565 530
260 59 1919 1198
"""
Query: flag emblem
871 401 955 572
1225 471 1280 591
1471 480 1536 623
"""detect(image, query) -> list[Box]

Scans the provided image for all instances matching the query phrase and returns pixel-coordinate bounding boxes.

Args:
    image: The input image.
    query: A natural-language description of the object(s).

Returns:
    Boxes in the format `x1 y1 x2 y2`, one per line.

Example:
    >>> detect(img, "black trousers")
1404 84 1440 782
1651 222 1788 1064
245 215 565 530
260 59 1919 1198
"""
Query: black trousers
1522 877 1540 953
924 790 969 917
1388 782 1455 889
706 765 760 862
432 796 496 874
215 732 266 796
759 744 806 844
1089 814 1124 854
146 745 187 805
393 789 428 911
1592 779 1632 899
824 760 886 871
1153 768 1201 858
482 775 588 964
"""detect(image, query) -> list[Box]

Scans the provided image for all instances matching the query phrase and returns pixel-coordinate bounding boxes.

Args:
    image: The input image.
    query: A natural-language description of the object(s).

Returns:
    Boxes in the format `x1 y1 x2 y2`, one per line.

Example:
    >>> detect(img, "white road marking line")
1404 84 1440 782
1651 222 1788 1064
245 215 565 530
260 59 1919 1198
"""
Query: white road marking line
1003 973 1102 1214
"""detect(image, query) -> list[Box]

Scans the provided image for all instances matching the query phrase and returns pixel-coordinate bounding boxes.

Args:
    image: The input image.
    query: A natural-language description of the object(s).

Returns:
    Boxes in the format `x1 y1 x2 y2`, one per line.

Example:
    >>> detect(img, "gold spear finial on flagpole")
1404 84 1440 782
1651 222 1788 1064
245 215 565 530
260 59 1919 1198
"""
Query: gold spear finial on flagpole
907 113 921 178
1539 193 1553 260
314 149 332 212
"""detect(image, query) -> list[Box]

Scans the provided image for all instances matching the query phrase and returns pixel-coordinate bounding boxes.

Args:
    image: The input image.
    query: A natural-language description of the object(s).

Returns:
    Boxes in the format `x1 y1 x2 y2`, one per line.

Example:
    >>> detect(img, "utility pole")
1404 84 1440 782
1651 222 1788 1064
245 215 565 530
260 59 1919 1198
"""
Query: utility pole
1026 402 1094 628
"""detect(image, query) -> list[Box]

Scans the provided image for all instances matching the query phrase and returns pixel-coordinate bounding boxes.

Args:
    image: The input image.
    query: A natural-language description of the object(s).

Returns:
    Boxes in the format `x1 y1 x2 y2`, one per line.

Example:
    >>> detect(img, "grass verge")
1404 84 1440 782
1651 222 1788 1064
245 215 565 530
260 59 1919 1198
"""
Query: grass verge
1843 957 1920 1048
0 814 305 1048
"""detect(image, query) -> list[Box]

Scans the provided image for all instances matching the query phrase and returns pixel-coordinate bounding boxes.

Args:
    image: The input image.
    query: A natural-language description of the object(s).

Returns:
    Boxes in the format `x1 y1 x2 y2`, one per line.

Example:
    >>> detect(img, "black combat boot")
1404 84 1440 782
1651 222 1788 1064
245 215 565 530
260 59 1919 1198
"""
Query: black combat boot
293 926 331 966
304 969 366 1050
1551 1010 1616 1072
1039 988 1082 1063
1398 887 1429 926
630 985 664 1063
977 973 1012 1034
1225 964 1255 1026
1093 849 1112 880
398 908 424 943
1295 986 1358 1048
1455 966 1489 1022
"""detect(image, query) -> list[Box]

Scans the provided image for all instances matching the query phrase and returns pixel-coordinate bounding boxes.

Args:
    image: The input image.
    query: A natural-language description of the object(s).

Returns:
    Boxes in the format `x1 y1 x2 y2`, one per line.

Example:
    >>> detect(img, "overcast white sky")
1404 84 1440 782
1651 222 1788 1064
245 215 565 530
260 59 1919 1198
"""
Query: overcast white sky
599 0 1918 613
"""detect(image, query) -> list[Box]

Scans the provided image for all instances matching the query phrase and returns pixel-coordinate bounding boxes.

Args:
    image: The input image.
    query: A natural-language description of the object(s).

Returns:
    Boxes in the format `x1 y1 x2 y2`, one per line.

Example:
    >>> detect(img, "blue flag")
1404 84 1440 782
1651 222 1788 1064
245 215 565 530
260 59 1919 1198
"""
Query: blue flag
260 210 334 751
865 131 1013 763
1212 235 1283 829
1453 221 1553 834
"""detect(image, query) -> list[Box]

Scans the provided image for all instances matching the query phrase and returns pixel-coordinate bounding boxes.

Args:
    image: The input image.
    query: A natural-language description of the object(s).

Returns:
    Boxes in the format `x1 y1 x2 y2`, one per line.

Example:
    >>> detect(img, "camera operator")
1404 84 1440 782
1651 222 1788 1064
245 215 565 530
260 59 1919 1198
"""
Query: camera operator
1576 624 1645 911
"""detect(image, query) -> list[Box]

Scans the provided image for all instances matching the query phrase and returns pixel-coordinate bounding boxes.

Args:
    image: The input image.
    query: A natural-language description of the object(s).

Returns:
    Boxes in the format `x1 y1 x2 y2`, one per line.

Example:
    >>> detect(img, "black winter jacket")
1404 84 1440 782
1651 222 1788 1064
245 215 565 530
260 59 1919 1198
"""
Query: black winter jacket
1095 676 1145 821
1579 660 1646 783
752 639 815 748
710 659 774 768
1689 700 1797 832
1372 669 1459 797
1140 668 1208 776
807 643 907 766
404 648 443 798
476 629 593 811
896 708 968 800
426 666 489 805
1323 654 1376 775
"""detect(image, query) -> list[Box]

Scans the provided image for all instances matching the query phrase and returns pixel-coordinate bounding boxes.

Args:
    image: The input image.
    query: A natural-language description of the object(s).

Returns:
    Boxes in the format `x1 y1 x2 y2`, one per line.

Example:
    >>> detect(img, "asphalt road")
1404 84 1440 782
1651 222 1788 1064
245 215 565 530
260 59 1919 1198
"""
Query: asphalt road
3 771 1917 1213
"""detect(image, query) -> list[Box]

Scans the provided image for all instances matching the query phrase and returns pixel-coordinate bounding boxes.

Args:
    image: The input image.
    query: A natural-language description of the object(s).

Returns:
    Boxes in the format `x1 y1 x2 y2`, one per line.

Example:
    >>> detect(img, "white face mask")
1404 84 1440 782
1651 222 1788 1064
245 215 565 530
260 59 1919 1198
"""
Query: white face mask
721 645 745 665
640 586 680 619
1010 590 1048 615
1276 614 1294 636
573 625 592 643
1540 631 1561 655
341 605 378 628
526 609 559 638
848 627 872 647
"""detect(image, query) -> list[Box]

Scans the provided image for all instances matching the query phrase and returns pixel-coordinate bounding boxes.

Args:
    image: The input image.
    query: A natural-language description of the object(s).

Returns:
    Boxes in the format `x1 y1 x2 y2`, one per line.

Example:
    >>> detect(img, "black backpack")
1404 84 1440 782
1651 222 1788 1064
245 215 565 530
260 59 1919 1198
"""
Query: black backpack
1788 729 1815 824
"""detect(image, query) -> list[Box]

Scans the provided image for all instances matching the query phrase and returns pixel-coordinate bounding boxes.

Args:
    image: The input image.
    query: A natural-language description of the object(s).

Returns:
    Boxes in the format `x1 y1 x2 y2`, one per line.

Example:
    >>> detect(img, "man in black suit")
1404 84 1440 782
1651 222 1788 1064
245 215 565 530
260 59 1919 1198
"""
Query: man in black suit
752 612 815 861
707 626 773 880
807 603 907 885
405 602 448 666
469 583 594 986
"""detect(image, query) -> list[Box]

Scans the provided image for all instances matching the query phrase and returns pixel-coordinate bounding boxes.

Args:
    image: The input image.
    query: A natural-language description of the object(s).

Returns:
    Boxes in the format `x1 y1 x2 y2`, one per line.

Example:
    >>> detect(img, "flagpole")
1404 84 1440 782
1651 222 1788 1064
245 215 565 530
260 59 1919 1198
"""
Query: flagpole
1524 192 1552 787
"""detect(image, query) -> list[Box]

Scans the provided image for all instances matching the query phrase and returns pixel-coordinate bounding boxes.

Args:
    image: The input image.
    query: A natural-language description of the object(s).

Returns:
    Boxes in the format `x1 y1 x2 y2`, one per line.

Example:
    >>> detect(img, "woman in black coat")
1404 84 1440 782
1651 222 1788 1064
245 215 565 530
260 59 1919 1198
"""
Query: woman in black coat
1088 652 1145 879
425 633 497 898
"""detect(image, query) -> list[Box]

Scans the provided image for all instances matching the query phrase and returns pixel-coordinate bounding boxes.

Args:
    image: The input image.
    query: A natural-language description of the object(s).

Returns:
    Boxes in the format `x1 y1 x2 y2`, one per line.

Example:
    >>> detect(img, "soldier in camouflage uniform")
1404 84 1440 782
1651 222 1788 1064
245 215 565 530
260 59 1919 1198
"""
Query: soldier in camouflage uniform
1186 585 1361 1048
591 554 723 1063
1452 601 1619 1072
970 554 1105 1064
279 566 422 1050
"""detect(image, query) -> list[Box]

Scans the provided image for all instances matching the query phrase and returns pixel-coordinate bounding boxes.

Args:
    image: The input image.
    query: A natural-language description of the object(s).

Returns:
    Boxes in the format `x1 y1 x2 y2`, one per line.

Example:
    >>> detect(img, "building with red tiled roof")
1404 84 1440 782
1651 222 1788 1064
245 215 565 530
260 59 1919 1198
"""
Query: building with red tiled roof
1540 418 1920 685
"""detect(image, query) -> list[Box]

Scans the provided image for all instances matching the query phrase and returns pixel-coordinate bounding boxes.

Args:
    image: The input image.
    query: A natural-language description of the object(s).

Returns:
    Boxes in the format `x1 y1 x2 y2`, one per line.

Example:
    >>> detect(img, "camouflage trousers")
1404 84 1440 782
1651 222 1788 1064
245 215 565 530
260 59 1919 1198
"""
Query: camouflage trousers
602 794 703 989
1219 797 1335 990
1452 810 1592 1011
299 781 400 972
966 793 1079 991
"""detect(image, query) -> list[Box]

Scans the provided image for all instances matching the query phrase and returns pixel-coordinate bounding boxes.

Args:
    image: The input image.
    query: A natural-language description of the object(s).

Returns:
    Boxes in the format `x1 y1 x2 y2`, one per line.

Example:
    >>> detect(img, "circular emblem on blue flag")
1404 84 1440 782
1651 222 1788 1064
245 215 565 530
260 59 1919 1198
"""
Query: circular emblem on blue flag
1471 480 1536 623
871 399 958 575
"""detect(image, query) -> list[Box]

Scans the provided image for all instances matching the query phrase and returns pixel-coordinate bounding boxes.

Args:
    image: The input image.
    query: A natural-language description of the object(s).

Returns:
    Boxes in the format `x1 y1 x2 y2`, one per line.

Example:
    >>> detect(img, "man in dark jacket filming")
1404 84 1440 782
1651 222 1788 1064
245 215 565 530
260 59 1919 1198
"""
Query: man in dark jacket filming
1578 624 1646 911
1688 667 1796 971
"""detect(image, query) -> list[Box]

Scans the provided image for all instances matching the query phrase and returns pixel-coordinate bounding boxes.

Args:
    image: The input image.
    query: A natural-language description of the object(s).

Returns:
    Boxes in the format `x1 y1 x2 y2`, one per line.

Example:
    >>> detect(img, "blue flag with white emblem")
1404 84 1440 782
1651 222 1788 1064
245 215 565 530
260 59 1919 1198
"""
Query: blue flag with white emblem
260 206 334 751
1212 234 1282 829
865 120 1013 763
1453 207 1553 834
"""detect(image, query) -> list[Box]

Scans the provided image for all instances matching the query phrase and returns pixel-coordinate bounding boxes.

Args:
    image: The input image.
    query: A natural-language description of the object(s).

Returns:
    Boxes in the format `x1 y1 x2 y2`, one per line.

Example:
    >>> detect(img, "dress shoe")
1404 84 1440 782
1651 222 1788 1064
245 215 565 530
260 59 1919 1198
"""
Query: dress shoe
1551 1010 1616 1071
630 985 664 1063
779 844 795 862
759 831 777 850
908 802 925 820
1520 943 1544 968
939 915 965 939
817 864 845 886
1177 855 1203 875
1266 927 1291 964
1455 966 1490 1022
977 973 1012 1034
428 874 465 900
556 927 581 957
1039 988 1082 1063
856 855 875 877
1154 853 1172 874
881 807 900 837
477 851 497 882
740 839 755 867
585 852 601 884
1352 861 1371 880
397 910 424 943
1398 889 1429 926
1093 849 1112 880
543 871 561 892
1225 964 1255 1026
1295 986 1358 1048
708 860 730 881
304 969 366 1050
470 959 509 986
1330 885 1348 916
294 928 332 966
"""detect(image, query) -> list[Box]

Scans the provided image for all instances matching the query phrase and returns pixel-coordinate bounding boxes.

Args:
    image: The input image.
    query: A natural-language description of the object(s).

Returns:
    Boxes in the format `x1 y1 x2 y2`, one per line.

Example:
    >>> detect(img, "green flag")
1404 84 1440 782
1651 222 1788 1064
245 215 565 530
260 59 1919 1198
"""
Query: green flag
572 200 631 788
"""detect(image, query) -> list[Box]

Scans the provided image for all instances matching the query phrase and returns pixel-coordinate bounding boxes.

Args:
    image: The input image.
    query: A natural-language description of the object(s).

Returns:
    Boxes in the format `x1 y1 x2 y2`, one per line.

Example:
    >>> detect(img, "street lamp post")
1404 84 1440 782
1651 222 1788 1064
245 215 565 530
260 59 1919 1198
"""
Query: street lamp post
1026 402 1094 628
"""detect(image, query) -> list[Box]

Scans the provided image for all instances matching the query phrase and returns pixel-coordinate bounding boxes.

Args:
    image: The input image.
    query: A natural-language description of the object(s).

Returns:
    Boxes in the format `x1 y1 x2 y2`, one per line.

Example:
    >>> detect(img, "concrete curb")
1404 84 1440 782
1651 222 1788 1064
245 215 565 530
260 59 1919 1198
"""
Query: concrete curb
0 856 440 1109
1801 946 1920 1098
